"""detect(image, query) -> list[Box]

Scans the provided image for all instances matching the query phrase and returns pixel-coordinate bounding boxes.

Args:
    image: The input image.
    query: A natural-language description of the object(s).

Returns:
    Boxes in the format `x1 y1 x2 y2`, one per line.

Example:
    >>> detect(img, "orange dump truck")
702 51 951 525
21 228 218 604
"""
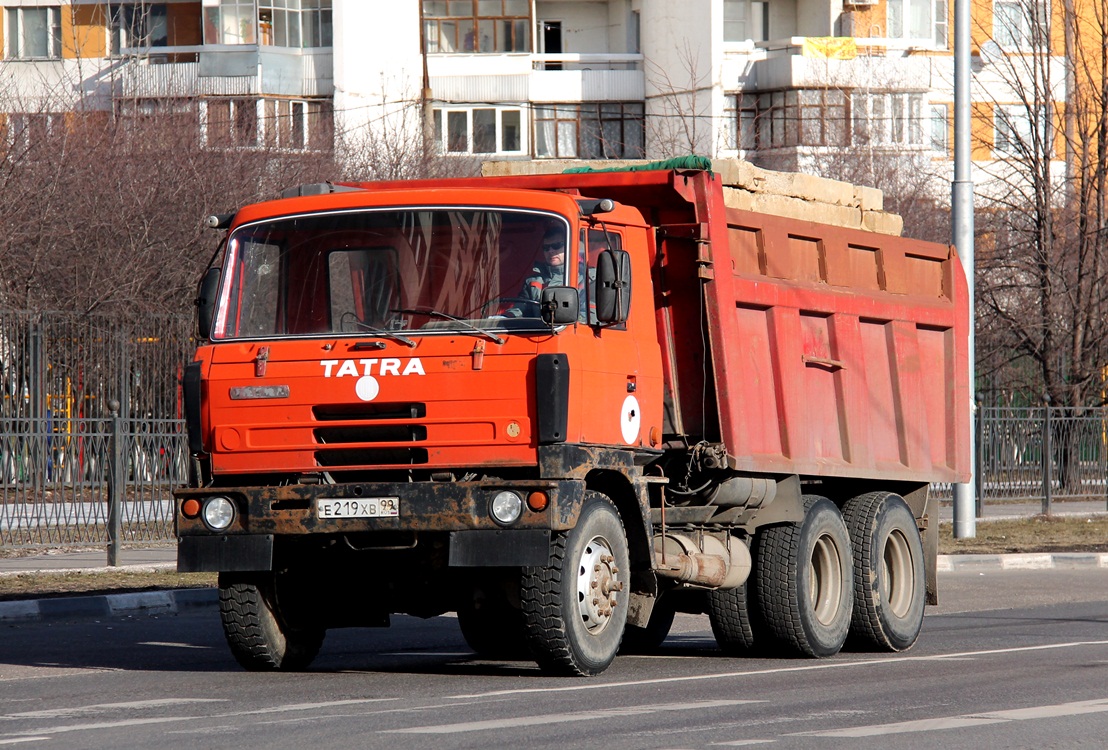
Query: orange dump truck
175 162 969 676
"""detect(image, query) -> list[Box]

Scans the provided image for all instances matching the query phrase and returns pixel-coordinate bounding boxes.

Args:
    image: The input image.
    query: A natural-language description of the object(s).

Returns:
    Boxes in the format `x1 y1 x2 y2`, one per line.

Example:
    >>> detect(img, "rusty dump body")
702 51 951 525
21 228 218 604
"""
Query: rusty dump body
176 164 968 673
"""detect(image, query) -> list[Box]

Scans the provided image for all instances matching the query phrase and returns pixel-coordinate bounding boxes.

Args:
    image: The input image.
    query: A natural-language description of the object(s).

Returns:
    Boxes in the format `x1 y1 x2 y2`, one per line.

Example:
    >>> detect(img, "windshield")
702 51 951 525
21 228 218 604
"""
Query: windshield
211 208 576 340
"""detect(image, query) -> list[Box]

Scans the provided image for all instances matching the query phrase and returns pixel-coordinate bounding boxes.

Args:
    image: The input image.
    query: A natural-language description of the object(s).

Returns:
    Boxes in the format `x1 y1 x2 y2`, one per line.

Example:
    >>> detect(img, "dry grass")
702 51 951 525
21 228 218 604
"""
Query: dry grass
0 569 215 602
940 514 1108 555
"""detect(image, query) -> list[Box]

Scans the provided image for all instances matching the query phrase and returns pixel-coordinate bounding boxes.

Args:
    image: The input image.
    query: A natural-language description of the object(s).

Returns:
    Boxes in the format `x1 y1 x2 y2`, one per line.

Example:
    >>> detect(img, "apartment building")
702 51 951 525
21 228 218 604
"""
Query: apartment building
0 0 1068 192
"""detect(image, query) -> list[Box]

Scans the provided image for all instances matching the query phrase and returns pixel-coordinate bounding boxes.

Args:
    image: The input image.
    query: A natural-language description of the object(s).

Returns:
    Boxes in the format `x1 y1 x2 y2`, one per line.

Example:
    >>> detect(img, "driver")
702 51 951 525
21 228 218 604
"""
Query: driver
502 226 566 318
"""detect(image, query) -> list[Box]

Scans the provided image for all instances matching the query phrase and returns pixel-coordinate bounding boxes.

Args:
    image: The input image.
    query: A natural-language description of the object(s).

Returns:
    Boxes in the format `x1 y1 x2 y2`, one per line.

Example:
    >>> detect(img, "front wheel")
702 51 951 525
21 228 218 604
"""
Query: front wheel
218 573 325 671
521 492 630 676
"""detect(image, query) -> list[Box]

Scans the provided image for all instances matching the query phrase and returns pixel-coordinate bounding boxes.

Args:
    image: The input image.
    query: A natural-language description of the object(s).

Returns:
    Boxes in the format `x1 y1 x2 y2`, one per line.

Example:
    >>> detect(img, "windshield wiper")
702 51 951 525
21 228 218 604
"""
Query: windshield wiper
392 307 505 345
346 321 416 348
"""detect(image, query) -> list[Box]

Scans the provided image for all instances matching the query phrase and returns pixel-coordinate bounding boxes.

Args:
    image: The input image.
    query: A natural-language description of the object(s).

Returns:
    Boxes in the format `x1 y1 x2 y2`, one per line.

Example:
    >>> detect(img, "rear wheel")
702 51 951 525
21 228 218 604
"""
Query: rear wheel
755 496 853 658
218 573 325 671
708 539 762 655
521 492 629 675
842 491 926 651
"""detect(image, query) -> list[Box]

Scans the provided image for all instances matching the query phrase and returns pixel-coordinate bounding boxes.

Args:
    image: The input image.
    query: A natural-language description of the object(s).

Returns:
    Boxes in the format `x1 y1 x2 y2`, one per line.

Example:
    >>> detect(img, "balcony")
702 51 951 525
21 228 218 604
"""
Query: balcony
118 45 333 99
427 53 644 103
722 37 934 93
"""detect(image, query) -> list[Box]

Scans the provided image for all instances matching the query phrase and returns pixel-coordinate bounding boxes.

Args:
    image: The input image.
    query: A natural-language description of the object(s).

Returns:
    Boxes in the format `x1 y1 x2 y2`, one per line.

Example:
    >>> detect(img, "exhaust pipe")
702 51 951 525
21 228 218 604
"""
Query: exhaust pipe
653 533 751 589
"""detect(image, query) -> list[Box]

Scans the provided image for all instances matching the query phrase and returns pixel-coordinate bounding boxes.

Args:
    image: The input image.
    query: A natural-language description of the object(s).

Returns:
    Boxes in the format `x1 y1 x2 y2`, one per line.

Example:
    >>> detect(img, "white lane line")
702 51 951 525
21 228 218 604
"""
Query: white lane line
0 739 49 746
977 698 1108 720
795 716 1008 737
1 699 227 721
791 698 1108 738
446 639 1108 700
137 642 212 650
384 699 760 734
712 740 777 746
1 698 399 739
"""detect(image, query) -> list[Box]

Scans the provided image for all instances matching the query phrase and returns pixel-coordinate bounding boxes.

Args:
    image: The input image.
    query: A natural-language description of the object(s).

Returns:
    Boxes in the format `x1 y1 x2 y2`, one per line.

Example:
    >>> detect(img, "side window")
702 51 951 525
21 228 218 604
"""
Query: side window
328 248 400 332
236 240 282 337
583 229 622 325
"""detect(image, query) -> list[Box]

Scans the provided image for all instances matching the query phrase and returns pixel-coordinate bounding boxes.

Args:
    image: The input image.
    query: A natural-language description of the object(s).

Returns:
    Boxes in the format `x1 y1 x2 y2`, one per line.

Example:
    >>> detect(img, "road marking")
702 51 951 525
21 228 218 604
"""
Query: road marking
0 739 49 746
137 642 212 650
1 699 226 721
446 640 1108 700
791 698 1108 738
0 698 400 740
384 700 760 734
712 740 776 746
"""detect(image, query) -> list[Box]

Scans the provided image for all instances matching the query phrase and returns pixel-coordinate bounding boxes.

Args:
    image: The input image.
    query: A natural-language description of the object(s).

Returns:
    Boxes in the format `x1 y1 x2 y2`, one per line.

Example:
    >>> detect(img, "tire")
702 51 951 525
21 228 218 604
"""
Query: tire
755 496 853 658
218 573 325 671
841 491 926 652
707 538 762 656
621 594 676 653
521 492 630 676
457 580 530 660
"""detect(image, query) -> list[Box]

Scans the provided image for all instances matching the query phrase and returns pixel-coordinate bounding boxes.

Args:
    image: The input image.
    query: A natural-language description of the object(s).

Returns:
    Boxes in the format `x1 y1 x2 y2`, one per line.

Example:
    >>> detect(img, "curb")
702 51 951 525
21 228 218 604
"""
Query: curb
0 587 217 623
936 552 1108 572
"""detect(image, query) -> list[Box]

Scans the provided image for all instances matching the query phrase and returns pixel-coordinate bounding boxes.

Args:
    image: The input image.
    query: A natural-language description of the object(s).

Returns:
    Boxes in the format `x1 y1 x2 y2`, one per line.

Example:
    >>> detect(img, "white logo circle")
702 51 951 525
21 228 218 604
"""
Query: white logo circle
355 375 380 402
621 395 641 444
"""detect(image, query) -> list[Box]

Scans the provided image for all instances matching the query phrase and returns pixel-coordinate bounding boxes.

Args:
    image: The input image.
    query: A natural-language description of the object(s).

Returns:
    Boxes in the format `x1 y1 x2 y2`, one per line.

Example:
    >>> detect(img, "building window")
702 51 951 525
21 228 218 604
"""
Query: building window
851 92 926 146
723 0 768 43
534 103 644 159
258 0 333 48
111 4 168 54
994 0 1048 49
4 113 61 153
5 7 62 59
887 0 940 43
735 90 846 151
994 104 1050 156
432 107 523 154
203 0 257 45
933 0 949 47
930 103 949 153
422 0 531 53
206 98 258 148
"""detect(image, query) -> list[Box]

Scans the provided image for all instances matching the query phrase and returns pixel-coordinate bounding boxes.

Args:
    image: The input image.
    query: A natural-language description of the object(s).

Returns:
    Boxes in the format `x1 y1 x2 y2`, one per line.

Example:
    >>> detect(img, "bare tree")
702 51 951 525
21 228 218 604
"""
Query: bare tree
970 0 1108 409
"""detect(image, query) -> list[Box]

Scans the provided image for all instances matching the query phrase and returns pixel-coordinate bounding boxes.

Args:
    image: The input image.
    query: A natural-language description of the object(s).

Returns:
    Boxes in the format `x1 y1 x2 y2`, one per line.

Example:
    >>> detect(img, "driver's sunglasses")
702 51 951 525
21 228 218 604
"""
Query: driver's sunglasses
543 241 566 253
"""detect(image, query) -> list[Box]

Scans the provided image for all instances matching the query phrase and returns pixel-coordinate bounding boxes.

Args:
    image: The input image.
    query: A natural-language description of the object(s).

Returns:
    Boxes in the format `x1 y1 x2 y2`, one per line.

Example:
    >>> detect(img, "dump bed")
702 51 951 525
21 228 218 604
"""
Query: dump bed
345 167 971 485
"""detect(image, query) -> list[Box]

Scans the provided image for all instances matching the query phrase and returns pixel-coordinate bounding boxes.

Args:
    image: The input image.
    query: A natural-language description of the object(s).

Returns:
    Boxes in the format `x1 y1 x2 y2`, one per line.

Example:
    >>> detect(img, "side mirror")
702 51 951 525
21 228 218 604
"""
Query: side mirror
196 267 222 340
540 286 579 326
595 249 631 323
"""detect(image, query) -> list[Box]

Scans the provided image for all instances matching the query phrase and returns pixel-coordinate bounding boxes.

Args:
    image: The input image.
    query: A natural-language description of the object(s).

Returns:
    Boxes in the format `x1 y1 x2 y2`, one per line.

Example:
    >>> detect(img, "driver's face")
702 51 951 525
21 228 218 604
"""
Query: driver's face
542 238 566 267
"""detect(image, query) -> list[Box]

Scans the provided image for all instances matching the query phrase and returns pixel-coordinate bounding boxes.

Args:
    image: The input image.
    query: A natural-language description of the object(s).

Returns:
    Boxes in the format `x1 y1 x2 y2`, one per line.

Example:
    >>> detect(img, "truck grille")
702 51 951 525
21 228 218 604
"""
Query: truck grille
312 402 429 467
315 448 429 466
313 403 426 421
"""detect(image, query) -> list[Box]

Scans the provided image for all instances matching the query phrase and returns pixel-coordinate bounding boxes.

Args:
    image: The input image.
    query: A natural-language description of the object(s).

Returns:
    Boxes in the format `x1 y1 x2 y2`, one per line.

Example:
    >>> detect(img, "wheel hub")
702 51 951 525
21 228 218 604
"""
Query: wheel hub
577 536 622 634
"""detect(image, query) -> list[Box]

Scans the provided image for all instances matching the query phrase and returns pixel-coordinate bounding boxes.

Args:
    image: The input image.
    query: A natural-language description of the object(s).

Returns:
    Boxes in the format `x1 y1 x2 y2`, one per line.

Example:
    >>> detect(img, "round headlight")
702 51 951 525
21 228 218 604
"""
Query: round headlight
202 496 236 530
489 491 523 526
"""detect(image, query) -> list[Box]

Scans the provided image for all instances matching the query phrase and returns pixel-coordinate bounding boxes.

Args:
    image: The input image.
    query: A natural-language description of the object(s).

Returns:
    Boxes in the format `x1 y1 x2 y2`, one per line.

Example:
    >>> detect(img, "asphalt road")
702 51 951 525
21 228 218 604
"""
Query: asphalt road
1 569 1107 749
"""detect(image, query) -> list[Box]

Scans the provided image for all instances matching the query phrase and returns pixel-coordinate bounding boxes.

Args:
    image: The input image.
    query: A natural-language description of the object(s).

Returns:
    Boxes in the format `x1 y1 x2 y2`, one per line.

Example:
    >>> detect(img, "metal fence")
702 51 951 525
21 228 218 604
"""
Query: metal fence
2 310 1108 553
0 311 193 552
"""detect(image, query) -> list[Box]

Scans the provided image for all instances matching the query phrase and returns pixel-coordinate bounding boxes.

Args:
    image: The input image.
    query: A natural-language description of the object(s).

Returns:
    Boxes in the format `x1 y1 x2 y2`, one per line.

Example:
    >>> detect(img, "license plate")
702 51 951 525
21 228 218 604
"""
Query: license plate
317 497 400 519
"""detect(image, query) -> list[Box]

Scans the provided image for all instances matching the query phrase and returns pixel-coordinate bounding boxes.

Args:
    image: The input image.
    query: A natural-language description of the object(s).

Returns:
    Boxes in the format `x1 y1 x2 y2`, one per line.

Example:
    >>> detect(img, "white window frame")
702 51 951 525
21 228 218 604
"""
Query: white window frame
994 0 1049 50
930 103 949 153
5 6 63 59
432 106 524 155
723 0 768 44
994 103 1050 156
851 92 927 146
886 0 942 46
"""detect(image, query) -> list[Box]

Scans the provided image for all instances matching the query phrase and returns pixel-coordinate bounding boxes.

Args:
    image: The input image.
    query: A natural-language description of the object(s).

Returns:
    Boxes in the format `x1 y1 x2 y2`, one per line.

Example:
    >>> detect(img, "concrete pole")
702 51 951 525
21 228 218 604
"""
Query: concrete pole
951 0 976 538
